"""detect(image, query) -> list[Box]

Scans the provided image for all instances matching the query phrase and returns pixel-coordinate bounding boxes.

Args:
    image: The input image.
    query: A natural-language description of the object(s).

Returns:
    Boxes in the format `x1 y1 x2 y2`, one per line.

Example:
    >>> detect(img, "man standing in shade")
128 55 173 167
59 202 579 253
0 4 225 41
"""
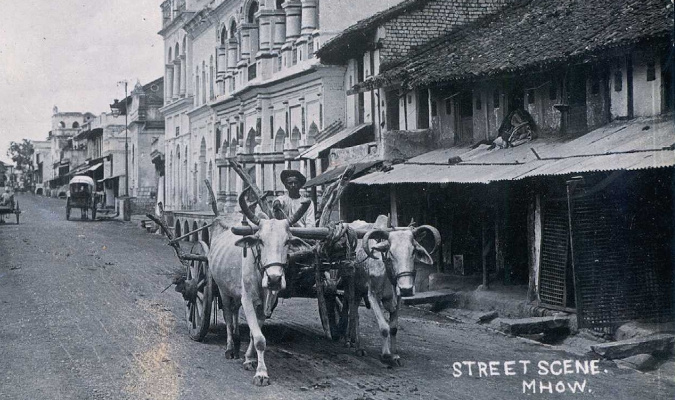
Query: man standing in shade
273 169 315 227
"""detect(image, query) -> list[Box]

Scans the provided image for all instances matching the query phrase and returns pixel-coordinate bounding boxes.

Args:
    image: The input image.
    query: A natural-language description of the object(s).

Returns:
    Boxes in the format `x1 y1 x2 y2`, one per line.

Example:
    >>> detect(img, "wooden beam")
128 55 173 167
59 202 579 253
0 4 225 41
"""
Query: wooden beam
390 186 399 227
229 159 272 217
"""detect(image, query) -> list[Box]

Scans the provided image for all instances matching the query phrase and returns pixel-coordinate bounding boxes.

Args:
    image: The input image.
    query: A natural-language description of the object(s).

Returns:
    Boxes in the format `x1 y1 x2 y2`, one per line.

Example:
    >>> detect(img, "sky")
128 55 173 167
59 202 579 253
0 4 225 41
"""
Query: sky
0 0 163 164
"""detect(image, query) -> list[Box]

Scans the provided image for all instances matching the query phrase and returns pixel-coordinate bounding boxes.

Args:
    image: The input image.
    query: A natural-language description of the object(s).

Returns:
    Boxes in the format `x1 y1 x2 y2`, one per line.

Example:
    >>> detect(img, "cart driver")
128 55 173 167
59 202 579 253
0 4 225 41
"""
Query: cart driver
273 169 315 228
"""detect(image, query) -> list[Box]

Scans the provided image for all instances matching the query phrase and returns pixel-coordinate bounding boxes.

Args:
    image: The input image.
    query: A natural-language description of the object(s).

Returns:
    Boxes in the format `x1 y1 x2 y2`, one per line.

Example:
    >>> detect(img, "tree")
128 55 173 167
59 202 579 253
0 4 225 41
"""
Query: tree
7 139 35 190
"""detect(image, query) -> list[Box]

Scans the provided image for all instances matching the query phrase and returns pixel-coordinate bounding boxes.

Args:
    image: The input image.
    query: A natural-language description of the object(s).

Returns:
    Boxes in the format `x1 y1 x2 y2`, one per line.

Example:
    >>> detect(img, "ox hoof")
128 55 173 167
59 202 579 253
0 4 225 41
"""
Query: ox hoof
243 361 257 371
253 374 270 386
354 348 367 357
225 349 237 359
380 353 402 367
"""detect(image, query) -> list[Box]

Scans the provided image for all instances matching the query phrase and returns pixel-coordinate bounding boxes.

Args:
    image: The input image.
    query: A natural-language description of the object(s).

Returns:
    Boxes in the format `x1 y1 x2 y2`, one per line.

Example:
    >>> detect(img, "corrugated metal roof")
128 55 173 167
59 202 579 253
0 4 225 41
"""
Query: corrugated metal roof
352 115 675 186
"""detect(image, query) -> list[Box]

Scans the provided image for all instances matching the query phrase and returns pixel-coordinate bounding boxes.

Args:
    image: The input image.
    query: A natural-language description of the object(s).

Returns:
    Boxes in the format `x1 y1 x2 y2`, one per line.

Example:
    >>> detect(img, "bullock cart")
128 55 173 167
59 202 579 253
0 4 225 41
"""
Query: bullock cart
148 176 361 343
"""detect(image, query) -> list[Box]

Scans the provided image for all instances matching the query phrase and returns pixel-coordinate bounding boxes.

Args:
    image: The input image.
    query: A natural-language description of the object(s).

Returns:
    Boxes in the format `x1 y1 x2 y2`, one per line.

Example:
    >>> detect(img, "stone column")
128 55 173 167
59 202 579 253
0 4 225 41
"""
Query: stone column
271 12 286 51
240 24 254 60
172 60 181 100
179 55 187 97
282 0 302 65
300 0 317 36
258 12 272 54
217 45 228 74
166 64 174 100
283 0 302 44
227 38 238 70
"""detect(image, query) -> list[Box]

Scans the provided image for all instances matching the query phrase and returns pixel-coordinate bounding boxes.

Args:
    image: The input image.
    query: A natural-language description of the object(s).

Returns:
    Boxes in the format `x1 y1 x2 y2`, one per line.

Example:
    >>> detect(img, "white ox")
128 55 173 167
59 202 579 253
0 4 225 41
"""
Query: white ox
209 191 310 386
348 216 440 366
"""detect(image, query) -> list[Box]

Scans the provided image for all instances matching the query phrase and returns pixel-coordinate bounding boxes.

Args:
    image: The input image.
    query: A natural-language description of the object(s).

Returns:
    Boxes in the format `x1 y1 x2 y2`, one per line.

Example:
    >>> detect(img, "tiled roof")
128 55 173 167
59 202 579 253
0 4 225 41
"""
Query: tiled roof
317 0 427 64
360 0 674 90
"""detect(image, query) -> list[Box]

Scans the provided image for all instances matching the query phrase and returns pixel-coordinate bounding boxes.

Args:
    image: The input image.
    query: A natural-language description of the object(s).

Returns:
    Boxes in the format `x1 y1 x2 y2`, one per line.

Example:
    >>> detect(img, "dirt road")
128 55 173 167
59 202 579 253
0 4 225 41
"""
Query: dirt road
0 194 672 399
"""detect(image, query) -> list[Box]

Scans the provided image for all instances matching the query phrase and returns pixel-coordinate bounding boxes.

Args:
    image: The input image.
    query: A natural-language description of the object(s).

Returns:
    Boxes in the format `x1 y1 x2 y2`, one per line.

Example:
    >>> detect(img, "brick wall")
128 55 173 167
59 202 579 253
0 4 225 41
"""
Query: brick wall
381 0 513 65
130 186 156 215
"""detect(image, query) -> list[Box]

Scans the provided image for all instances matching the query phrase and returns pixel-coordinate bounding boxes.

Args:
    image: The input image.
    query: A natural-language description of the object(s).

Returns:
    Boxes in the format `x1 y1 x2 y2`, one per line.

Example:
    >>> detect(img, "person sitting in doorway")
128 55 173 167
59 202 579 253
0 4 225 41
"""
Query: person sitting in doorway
273 169 315 228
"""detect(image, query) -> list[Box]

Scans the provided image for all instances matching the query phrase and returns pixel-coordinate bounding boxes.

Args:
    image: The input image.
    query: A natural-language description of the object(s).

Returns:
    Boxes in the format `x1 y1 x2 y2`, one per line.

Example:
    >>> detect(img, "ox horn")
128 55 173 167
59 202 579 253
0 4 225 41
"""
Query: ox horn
288 199 311 227
362 229 390 259
413 225 441 255
238 189 260 226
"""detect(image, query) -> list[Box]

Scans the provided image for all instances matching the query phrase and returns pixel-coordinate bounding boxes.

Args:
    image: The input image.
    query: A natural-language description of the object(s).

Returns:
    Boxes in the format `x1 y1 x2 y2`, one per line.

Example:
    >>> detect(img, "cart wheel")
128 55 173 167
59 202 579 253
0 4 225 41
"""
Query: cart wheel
185 240 213 341
66 199 71 220
324 292 348 341
316 266 348 341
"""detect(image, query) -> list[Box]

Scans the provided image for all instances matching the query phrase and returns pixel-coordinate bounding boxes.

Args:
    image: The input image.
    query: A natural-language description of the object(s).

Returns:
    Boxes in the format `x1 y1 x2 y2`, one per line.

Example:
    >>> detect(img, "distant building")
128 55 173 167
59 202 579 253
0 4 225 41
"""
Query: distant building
45 108 95 196
31 140 51 195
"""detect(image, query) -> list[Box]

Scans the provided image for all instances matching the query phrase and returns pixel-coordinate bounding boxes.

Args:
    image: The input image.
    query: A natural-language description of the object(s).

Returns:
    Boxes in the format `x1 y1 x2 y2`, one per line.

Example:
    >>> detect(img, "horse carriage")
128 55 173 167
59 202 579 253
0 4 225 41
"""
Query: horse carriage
149 164 440 385
66 175 98 221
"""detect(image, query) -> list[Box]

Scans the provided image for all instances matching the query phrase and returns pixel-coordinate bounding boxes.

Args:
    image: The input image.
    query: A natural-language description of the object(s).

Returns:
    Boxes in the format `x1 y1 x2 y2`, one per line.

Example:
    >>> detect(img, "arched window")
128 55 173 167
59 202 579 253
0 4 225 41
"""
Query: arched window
208 161 213 189
168 48 172 63
195 67 200 105
290 126 300 149
169 150 174 201
182 37 186 55
201 222 210 245
59 121 66 128
202 61 207 104
192 221 199 242
245 128 257 154
221 26 228 45
175 145 180 204
193 162 198 201
72 122 79 128
247 1 259 24
199 137 206 199
274 127 286 151
229 20 237 39
215 128 222 154
307 122 318 146
175 220 182 237
209 56 214 100
174 43 180 60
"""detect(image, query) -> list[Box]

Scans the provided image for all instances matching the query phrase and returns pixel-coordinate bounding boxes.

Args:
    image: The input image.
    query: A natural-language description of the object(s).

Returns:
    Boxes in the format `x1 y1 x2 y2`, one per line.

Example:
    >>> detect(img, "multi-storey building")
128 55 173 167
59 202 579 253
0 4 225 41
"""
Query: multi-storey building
45 108 94 196
159 0 403 237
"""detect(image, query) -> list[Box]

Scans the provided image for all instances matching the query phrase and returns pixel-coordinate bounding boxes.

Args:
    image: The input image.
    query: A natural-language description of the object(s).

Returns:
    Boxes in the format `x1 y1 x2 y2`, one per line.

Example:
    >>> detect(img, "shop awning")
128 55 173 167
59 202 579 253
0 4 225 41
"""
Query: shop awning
352 115 675 186
84 163 102 173
305 161 382 188
67 162 102 177
298 123 373 160
98 173 125 183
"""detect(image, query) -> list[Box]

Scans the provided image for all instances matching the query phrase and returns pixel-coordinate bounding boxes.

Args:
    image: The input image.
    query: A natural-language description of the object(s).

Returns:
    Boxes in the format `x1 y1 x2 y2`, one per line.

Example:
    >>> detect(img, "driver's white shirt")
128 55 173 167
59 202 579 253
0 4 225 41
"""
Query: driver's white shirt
274 194 315 227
